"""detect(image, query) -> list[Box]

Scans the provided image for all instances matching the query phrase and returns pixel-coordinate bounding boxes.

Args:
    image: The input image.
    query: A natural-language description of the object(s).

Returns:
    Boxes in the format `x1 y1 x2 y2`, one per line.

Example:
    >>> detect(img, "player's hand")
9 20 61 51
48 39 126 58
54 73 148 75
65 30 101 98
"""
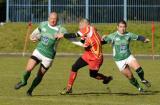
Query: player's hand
55 33 64 39
144 38 150 43
102 35 107 39
30 37 38 43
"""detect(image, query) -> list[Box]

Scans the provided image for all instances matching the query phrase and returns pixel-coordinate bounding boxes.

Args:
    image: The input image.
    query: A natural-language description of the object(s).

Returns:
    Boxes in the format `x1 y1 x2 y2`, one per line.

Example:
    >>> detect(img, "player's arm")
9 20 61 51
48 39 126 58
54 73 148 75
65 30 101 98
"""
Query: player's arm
55 27 88 39
64 33 81 38
30 28 41 42
80 37 92 50
101 35 107 45
137 35 150 43
56 27 78 38
30 22 42 42
101 34 113 45
55 32 81 39
130 32 150 43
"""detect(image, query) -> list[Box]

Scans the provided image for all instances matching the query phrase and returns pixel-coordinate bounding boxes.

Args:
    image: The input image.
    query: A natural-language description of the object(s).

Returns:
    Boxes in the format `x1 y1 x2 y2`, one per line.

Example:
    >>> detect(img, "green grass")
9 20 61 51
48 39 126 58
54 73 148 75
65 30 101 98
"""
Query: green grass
0 22 160 54
0 56 159 105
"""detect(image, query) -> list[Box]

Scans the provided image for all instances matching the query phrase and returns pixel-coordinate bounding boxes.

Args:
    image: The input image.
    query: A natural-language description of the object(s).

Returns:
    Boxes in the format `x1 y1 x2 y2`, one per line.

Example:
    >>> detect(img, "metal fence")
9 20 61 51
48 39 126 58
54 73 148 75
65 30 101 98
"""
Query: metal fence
6 0 160 23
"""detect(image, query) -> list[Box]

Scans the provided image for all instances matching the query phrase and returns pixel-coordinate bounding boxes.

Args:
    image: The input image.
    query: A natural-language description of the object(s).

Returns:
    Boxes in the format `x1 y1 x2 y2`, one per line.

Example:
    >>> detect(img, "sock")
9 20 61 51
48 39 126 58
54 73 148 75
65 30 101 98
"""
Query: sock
28 74 43 93
21 71 31 85
66 71 77 90
129 78 140 89
89 70 107 80
95 73 107 80
136 67 144 81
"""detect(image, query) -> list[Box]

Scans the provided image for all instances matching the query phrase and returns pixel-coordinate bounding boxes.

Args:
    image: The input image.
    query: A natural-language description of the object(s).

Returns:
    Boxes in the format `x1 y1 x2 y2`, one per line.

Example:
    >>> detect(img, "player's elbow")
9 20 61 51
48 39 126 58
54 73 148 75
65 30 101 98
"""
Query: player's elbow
137 35 145 41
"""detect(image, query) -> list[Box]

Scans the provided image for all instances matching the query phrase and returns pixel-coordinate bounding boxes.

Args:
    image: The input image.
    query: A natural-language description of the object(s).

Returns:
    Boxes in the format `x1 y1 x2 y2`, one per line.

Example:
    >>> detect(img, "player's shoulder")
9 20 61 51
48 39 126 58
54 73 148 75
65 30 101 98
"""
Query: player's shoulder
125 32 137 36
90 25 96 30
58 24 68 33
125 32 131 35
108 32 117 37
103 32 117 40
58 24 66 29
40 21 48 25
39 21 48 27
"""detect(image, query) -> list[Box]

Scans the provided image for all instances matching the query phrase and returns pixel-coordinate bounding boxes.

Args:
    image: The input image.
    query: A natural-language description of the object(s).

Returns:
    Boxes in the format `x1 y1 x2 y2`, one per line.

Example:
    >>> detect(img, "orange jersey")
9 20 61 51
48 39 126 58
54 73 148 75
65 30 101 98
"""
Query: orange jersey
77 26 103 60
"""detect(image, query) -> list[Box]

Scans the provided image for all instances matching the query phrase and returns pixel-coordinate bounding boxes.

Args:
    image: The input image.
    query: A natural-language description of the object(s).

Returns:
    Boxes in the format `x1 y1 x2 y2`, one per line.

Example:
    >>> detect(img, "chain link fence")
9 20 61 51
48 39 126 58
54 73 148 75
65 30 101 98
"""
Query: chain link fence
6 0 160 23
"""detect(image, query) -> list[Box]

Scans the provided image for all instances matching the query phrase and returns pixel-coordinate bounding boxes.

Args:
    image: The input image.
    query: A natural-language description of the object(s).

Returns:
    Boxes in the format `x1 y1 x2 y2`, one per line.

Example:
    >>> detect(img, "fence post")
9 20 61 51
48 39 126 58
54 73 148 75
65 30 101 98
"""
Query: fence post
6 0 9 22
85 0 89 19
124 0 127 21
48 0 51 16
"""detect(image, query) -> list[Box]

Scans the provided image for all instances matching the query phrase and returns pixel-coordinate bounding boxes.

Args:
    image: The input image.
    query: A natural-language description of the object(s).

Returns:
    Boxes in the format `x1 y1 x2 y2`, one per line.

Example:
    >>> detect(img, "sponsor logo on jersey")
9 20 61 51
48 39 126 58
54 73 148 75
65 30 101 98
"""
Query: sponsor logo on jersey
115 37 120 41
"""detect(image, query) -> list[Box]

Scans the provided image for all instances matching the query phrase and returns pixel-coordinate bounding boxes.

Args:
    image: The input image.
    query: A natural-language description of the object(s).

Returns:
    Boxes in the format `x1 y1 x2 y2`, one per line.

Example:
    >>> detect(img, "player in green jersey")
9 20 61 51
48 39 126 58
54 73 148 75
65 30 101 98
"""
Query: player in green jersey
102 20 151 92
15 12 67 96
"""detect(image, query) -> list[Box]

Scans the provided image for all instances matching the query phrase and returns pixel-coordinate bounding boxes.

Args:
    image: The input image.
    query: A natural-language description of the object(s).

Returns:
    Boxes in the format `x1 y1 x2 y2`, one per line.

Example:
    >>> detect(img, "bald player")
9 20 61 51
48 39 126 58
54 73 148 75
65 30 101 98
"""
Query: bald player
15 12 67 96
56 19 112 95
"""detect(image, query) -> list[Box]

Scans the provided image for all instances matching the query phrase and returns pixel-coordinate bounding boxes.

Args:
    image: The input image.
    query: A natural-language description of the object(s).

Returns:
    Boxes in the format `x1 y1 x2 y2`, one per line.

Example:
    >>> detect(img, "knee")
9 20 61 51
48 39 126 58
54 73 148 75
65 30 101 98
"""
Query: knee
126 73 133 79
89 70 98 78
37 64 48 77
72 64 79 72
26 65 34 71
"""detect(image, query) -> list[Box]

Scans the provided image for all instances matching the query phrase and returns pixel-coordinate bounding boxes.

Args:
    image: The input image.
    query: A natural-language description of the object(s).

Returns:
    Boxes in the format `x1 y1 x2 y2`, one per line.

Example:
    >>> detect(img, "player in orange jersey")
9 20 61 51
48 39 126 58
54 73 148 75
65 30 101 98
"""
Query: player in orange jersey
56 19 112 95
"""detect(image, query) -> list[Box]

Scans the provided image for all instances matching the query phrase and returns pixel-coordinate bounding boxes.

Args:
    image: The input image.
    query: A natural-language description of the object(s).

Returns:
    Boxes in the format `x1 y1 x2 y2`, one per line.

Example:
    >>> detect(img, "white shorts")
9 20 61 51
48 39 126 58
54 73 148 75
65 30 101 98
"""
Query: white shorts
32 49 53 69
115 55 136 71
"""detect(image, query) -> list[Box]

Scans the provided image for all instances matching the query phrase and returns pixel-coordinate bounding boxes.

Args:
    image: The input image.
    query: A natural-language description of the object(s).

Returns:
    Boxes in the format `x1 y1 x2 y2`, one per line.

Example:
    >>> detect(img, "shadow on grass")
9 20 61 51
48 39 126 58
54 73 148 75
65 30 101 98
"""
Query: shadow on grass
33 94 58 97
69 90 160 96
32 90 160 97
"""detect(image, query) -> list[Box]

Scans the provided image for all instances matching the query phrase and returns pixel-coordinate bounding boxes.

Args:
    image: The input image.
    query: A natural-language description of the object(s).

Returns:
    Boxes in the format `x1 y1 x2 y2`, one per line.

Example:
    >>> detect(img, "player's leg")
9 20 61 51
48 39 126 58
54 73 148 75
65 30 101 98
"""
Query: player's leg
89 70 113 84
115 59 143 92
121 66 143 92
128 55 151 87
15 56 40 90
61 57 88 95
27 64 48 96
27 56 52 96
88 58 112 84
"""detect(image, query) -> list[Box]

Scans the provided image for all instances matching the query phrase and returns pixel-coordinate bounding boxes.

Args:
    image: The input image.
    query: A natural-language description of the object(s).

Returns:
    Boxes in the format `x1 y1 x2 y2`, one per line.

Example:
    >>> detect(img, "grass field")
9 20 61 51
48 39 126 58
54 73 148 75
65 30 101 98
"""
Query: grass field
0 56 159 105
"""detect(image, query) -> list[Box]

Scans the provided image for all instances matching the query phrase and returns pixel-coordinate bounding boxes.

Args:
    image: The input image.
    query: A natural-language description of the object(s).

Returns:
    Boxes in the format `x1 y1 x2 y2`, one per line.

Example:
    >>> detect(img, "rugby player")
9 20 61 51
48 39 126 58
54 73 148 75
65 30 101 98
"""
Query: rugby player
56 19 113 95
15 12 67 96
102 20 151 92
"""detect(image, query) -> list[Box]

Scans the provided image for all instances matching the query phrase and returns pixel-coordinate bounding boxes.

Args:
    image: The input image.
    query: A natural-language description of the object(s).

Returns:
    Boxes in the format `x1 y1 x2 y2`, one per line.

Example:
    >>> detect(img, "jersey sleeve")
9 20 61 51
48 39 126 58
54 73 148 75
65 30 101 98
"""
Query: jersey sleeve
31 22 43 40
38 22 44 32
103 34 114 44
77 27 90 36
129 32 139 40
59 27 68 34
30 28 41 40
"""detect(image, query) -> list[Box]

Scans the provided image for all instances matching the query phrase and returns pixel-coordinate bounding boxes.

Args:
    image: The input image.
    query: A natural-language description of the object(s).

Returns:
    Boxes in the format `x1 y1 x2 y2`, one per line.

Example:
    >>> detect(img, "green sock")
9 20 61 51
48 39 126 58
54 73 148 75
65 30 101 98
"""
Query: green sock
28 74 43 92
21 71 31 85
129 78 140 89
136 67 144 81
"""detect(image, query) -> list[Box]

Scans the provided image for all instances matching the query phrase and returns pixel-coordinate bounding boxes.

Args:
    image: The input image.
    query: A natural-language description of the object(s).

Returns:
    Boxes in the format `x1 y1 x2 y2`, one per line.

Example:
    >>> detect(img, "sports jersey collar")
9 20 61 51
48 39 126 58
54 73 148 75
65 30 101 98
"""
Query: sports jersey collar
48 23 59 31
117 31 127 36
